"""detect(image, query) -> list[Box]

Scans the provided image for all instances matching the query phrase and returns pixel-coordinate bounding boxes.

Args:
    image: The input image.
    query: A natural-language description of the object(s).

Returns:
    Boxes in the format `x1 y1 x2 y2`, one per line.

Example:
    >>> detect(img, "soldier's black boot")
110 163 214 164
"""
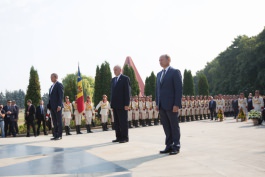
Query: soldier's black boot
86 124 89 133
203 114 206 119
103 123 108 131
200 115 203 120
139 119 143 126
65 126 68 135
101 123 105 131
111 122 115 130
191 115 194 121
208 114 210 119
88 124 93 133
154 119 158 125
67 126 72 135
135 120 139 127
77 125 83 134
92 119 96 127
142 119 146 127
128 121 133 128
76 126 79 134
149 119 153 126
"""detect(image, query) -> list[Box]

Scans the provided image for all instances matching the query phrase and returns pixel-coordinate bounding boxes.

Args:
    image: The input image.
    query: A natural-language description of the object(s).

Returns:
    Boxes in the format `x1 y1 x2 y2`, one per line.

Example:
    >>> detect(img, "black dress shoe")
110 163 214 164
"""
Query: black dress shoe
119 140 128 143
112 139 120 143
160 148 172 154
50 137 59 140
169 150 179 155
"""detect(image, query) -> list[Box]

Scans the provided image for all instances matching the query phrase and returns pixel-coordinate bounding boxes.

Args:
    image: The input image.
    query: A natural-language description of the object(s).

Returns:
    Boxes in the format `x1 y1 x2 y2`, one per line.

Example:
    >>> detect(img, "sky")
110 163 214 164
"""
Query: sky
0 0 265 95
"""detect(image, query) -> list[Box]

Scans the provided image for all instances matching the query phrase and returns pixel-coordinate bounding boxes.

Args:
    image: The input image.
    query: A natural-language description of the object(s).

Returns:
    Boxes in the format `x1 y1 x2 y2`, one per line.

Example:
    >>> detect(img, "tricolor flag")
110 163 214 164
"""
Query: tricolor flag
76 65 85 113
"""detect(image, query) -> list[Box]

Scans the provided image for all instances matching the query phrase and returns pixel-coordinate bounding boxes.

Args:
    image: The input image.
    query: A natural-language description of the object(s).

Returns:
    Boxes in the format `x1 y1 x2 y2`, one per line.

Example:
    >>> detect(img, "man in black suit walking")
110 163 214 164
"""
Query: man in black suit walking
26 99 36 137
36 100 47 135
111 65 131 143
156 54 182 155
209 96 216 120
48 73 64 140
3 100 17 137
12 100 19 134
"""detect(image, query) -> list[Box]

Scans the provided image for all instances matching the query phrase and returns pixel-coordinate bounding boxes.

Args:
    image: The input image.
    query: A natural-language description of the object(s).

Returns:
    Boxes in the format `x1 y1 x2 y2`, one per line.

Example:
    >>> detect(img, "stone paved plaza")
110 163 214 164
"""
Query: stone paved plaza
0 117 265 177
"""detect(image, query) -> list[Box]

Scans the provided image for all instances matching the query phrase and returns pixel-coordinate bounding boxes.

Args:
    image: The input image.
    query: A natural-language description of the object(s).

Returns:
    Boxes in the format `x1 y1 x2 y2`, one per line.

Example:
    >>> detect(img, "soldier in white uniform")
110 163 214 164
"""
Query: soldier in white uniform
84 96 94 133
153 98 159 125
180 96 186 122
216 94 225 118
146 96 153 126
186 96 191 122
238 93 248 121
128 97 133 128
95 95 111 131
132 96 140 127
73 95 83 134
194 96 200 120
199 96 204 120
252 90 264 124
139 97 147 127
190 96 195 121
62 96 73 136
203 96 209 119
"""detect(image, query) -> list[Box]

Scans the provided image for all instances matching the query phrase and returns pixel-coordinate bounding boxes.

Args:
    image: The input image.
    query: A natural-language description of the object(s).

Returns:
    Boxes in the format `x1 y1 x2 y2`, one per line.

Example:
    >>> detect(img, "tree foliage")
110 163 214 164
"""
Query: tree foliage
25 66 41 109
0 90 25 108
123 64 139 96
144 71 156 99
183 69 195 96
93 61 112 105
198 74 209 96
196 28 265 95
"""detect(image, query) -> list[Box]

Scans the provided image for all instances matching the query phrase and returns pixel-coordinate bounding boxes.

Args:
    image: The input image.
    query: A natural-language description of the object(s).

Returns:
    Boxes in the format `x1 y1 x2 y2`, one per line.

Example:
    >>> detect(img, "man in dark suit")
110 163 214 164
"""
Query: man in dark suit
232 95 239 119
36 100 47 135
12 100 19 134
156 54 182 155
47 73 64 140
26 99 36 137
111 65 131 143
209 96 216 120
3 100 17 137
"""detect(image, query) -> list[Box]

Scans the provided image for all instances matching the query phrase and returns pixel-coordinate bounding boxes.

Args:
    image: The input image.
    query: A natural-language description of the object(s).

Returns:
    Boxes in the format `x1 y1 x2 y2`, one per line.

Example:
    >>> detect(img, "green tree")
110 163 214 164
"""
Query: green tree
144 76 151 96
198 74 209 96
183 69 194 96
94 65 101 105
148 71 156 99
24 66 41 111
123 64 139 96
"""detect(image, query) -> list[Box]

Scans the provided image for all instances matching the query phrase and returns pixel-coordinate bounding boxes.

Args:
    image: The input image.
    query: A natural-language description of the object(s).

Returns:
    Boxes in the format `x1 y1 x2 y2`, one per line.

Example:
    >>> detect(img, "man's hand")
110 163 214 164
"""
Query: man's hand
156 106 159 112
173 106 179 112
124 106 129 110
57 106 61 112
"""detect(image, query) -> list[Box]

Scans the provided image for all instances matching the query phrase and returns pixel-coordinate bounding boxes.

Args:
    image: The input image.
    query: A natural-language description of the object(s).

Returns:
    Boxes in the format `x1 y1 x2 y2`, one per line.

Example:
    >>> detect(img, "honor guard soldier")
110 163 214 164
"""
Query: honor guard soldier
238 93 248 120
95 95 111 131
132 96 140 127
252 90 264 124
180 96 186 122
216 94 225 118
203 96 209 119
190 96 195 121
139 97 147 127
195 96 200 120
185 96 191 122
62 96 73 135
199 95 204 120
84 96 94 133
146 96 153 126
153 98 159 125
73 95 83 134
128 97 133 128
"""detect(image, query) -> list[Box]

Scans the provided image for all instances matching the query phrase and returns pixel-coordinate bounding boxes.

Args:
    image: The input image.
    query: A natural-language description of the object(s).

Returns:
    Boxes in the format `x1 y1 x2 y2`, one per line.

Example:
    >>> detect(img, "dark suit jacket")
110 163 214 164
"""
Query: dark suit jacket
36 105 45 120
110 74 131 109
26 104 36 121
48 81 64 111
3 105 17 120
209 100 216 110
156 67 182 110
232 99 239 110
247 98 253 111
14 105 19 120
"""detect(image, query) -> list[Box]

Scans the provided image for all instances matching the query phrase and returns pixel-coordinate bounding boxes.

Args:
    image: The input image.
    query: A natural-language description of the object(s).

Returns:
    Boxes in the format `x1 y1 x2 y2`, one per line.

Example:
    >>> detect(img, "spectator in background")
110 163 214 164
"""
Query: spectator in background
0 104 6 138
12 100 19 134
247 93 253 112
3 100 17 137
36 100 48 136
26 99 36 137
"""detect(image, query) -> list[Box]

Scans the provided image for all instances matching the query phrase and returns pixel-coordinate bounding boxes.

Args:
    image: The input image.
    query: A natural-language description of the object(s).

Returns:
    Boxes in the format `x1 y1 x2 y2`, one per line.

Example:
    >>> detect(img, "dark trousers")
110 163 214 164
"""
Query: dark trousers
233 109 239 118
113 108 128 141
26 119 36 136
37 116 46 134
50 109 63 138
210 108 216 120
4 118 16 137
159 108 180 151
14 121 19 134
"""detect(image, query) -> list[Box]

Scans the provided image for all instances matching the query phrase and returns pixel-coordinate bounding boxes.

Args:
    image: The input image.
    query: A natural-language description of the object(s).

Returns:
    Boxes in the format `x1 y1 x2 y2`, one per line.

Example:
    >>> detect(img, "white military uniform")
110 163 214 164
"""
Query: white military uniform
84 101 94 125
62 102 73 126
216 99 225 113
195 100 200 117
128 101 133 121
238 98 248 115
146 101 153 119
96 101 110 123
139 101 146 120
132 100 139 120
153 101 158 119
252 96 264 111
181 100 186 117
73 101 82 125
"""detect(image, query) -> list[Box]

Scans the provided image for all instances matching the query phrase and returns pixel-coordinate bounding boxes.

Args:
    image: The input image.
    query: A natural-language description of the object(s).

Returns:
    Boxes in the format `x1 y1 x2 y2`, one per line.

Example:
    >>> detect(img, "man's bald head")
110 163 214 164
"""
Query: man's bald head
113 65 122 76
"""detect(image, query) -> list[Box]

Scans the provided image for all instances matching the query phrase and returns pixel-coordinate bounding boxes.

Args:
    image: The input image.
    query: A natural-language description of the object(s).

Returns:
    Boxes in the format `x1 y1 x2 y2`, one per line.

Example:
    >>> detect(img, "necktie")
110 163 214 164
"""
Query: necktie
160 69 166 83
114 77 118 86
41 106 43 114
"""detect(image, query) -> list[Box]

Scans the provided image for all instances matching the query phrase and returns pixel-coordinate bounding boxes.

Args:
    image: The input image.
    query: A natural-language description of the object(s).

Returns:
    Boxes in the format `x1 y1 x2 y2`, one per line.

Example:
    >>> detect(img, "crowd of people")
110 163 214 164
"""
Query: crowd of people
0 92 264 138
